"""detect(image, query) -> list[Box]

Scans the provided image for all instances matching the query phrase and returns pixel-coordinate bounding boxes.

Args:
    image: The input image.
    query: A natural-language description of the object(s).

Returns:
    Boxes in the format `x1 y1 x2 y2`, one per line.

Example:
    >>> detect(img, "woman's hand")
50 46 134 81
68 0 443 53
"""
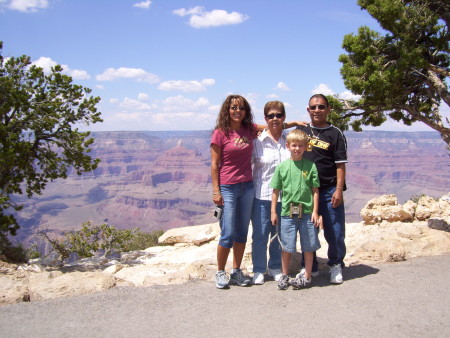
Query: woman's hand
271 212 278 226
213 193 224 206
284 121 308 129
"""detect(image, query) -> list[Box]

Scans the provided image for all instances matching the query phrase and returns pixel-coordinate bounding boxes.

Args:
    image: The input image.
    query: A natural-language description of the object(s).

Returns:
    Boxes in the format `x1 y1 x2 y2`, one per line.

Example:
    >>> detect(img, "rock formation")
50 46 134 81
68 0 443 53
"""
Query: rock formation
1 193 449 306
360 193 450 225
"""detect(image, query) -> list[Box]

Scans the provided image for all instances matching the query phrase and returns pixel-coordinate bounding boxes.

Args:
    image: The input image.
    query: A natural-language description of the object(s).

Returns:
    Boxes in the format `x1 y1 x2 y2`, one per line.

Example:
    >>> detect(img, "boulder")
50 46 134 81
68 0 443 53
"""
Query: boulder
415 195 442 221
158 222 220 246
28 271 116 301
346 221 450 265
428 218 450 232
360 195 414 224
0 275 29 306
360 193 449 225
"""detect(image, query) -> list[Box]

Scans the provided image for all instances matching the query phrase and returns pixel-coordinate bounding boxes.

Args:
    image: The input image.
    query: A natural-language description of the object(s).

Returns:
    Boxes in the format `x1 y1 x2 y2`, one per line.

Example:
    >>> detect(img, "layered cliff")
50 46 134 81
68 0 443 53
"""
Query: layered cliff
12 130 449 246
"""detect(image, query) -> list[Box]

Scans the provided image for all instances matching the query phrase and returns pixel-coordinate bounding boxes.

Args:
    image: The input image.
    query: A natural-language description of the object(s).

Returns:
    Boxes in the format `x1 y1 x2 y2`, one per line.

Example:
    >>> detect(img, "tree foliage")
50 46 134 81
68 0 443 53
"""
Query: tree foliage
338 0 450 145
0 42 103 235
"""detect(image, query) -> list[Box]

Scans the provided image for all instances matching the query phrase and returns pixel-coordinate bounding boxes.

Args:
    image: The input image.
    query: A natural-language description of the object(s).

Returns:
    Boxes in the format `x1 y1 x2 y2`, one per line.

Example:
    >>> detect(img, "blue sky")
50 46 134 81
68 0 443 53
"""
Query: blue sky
0 0 445 132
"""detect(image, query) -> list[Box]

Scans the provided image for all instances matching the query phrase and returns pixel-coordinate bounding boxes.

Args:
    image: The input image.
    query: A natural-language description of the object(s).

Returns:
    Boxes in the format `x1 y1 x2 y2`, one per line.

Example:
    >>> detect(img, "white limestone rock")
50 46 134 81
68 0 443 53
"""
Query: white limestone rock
27 271 116 301
158 222 220 246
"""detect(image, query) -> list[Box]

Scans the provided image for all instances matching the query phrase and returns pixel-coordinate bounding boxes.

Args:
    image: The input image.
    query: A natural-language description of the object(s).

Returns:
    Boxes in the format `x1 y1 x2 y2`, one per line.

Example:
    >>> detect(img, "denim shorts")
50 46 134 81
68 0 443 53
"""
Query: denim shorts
218 181 254 248
279 214 321 253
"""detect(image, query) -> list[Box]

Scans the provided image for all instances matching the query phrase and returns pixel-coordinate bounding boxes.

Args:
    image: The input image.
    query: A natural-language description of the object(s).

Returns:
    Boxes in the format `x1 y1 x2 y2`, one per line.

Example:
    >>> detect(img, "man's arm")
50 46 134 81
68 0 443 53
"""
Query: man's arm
331 163 345 208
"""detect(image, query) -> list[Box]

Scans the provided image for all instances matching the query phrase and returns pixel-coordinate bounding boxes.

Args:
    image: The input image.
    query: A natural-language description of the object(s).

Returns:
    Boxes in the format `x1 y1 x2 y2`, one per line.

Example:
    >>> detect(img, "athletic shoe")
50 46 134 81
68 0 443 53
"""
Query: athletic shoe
295 268 320 279
290 275 312 290
230 268 251 286
215 270 229 289
268 268 283 282
277 274 290 290
329 264 343 284
252 272 265 285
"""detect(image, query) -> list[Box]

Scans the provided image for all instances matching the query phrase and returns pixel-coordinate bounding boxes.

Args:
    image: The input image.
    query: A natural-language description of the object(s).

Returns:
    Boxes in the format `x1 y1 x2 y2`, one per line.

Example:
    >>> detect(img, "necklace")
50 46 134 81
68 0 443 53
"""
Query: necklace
309 124 322 139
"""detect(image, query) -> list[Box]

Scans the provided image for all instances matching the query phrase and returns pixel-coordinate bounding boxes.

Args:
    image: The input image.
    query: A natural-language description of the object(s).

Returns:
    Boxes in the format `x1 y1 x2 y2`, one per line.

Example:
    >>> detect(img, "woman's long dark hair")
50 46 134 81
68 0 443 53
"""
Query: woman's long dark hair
213 95 255 136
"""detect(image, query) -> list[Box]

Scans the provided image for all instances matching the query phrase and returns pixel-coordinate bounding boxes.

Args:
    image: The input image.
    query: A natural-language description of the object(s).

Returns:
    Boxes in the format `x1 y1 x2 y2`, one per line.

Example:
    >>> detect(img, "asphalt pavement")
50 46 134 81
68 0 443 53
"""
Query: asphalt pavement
1 254 449 337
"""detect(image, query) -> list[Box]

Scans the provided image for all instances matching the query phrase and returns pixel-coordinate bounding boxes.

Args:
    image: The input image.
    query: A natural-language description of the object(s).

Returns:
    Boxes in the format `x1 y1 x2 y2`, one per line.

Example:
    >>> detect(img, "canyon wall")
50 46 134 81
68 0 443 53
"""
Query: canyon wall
12 130 449 246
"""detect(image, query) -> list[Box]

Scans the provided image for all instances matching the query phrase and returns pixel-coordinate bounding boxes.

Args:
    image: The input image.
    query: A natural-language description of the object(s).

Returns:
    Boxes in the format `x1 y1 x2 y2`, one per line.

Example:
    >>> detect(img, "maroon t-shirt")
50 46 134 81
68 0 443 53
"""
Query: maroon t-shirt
211 126 256 185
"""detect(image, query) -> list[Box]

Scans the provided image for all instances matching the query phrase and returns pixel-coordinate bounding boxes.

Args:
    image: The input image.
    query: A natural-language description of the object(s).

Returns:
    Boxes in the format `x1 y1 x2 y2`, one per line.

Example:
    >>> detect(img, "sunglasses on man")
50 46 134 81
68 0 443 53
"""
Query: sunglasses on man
309 104 327 110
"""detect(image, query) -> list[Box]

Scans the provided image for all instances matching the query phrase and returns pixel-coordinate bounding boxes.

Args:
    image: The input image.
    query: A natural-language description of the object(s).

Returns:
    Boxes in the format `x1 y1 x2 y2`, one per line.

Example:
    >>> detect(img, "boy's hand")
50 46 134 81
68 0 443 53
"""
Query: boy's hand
311 212 321 228
271 212 278 226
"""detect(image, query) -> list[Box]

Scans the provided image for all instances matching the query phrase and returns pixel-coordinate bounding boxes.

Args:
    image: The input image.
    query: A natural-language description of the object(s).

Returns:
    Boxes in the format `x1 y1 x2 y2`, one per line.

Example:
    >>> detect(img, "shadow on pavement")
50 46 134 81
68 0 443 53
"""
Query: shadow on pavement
312 263 380 287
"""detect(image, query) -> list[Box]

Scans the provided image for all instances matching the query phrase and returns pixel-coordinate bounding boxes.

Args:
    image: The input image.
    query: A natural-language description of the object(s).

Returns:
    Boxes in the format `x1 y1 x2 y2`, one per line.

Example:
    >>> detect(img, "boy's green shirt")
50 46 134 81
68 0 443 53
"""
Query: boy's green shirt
270 158 320 216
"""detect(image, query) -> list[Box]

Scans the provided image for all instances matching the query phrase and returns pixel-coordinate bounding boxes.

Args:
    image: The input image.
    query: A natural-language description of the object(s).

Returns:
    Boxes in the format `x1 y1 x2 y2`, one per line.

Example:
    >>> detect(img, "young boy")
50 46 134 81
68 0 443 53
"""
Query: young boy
270 129 321 290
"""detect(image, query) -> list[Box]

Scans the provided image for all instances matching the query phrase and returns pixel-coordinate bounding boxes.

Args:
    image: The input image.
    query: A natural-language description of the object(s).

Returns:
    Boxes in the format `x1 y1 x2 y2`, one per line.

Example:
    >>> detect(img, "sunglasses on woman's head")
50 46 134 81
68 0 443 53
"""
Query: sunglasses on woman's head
266 113 284 119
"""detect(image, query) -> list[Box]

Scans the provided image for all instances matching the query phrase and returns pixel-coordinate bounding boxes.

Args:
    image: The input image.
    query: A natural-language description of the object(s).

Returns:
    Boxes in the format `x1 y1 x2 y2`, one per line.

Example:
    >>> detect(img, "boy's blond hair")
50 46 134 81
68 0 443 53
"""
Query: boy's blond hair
286 129 309 145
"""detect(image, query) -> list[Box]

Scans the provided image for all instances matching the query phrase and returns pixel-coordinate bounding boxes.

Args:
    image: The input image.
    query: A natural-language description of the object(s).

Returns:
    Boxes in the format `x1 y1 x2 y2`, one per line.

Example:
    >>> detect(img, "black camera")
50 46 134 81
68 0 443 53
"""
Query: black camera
214 206 223 220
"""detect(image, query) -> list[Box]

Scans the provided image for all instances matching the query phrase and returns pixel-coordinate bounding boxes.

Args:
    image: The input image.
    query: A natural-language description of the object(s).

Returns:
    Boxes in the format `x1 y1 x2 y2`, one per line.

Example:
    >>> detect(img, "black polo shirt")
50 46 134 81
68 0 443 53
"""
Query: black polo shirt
297 124 348 190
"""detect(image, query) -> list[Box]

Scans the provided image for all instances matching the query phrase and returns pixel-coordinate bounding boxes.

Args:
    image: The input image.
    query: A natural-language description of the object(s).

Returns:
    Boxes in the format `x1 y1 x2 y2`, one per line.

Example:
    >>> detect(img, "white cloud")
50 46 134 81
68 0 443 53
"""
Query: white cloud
137 93 149 101
312 85 362 101
133 0 151 9
96 67 160 83
265 93 279 99
339 90 361 101
312 83 335 96
161 95 210 111
31 56 57 72
151 111 214 130
158 78 215 92
119 97 153 110
31 56 90 80
172 6 203 17
110 94 155 111
2 0 48 12
114 111 144 122
173 6 249 28
276 82 290 91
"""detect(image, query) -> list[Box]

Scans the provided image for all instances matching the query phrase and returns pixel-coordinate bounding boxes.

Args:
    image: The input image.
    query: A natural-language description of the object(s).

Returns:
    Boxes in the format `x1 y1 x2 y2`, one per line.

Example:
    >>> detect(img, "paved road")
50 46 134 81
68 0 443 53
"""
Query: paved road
1 254 449 337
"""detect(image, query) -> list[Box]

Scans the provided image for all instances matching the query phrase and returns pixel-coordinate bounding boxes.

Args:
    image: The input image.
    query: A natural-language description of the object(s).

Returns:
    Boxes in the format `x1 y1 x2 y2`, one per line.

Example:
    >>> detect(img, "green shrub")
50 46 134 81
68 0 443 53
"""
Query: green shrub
26 243 41 260
124 229 164 251
0 232 28 263
41 222 165 261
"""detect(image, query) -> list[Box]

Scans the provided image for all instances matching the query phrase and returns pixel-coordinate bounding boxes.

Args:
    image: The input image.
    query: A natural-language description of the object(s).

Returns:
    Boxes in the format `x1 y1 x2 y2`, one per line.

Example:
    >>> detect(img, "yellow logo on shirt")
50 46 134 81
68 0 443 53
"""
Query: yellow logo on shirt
308 138 330 150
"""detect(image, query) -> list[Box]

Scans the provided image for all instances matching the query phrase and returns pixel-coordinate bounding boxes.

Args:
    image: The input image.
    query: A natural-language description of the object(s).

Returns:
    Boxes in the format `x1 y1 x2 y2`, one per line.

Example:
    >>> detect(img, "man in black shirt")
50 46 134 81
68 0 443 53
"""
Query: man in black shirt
297 94 347 284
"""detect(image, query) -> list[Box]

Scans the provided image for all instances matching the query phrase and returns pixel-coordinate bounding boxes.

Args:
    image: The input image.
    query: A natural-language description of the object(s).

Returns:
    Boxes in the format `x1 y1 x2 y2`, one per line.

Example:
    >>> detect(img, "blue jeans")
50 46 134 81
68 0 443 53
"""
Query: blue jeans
302 186 346 268
218 181 255 249
251 198 282 273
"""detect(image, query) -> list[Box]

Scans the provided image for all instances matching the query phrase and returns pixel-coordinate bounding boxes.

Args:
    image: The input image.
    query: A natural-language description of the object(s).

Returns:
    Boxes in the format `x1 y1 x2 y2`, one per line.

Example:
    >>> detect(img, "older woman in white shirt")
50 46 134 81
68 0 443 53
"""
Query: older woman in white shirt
251 101 298 284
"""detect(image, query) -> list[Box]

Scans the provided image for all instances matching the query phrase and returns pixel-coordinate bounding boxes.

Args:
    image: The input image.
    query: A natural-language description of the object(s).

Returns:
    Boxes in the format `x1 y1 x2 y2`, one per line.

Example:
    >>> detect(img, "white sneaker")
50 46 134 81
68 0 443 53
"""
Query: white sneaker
252 272 265 285
329 264 343 284
268 268 282 282
296 268 320 279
